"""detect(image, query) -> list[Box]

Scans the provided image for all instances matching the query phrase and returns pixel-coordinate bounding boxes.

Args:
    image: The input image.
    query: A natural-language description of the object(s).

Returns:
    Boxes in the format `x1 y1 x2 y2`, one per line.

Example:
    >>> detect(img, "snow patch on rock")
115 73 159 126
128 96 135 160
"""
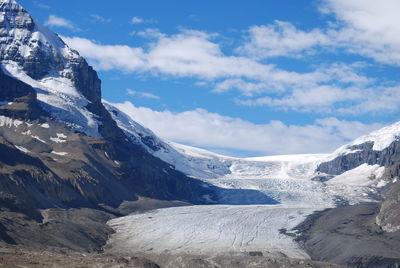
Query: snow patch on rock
14 145 29 153
51 151 68 156
1 62 100 137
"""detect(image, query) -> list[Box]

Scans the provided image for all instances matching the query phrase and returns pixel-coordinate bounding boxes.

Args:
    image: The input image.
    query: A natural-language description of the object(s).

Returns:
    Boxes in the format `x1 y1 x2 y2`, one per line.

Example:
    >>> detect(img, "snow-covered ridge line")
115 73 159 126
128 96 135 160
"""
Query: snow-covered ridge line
325 121 400 162
104 101 233 179
341 121 400 151
104 101 399 185
105 101 328 183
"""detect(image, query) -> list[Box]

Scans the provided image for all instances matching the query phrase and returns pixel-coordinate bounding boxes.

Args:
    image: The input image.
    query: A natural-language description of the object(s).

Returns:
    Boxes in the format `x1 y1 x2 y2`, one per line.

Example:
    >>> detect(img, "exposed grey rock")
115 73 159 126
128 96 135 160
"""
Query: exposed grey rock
317 141 400 178
376 181 400 232
0 67 43 119
0 208 115 252
295 203 400 267
317 138 400 234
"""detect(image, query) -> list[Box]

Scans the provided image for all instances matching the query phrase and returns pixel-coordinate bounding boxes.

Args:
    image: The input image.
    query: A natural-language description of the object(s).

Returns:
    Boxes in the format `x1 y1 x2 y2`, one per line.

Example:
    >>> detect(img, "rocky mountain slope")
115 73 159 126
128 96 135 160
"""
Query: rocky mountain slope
315 123 400 233
0 0 220 249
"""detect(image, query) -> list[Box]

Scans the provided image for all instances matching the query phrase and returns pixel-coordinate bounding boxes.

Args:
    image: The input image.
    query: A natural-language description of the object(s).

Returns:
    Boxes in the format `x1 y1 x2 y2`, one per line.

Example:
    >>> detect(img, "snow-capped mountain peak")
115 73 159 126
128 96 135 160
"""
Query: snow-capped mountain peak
346 121 400 151
323 120 400 163
0 0 103 137
0 0 78 77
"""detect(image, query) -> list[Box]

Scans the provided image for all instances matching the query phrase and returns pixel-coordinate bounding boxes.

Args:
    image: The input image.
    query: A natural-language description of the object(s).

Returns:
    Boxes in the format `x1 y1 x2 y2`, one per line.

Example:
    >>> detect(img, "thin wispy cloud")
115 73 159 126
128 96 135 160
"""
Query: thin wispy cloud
136 28 164 39
45 15 79 31
131 16 156 25
127 89 160 99
90 14 112 24
33 1 50 9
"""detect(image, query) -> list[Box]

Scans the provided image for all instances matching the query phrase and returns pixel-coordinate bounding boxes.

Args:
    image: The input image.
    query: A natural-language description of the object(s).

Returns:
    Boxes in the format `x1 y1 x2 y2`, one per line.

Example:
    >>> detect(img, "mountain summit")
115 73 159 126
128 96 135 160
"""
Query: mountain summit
0 0 107 138
0 0 100 102
0 0 216 226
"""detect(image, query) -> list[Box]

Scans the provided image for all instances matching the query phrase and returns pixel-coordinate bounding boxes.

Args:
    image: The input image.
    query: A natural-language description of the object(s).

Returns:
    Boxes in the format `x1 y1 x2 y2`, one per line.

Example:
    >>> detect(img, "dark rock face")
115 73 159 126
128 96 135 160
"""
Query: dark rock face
0 208 115 252
0 105 215 214
0 67 33 100
317 140 400 178
0 67 42 119
66 57 102 107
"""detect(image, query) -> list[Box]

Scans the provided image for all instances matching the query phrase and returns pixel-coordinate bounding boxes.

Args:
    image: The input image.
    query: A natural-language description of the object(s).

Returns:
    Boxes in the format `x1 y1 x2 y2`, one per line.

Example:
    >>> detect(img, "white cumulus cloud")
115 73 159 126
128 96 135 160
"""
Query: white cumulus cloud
237 21 331 59
110 101 383 156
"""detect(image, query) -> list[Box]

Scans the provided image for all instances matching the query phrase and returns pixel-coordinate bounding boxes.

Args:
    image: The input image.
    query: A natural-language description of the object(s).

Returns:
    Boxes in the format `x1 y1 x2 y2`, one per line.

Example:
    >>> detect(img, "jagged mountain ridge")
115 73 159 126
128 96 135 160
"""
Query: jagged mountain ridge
0 0 218 219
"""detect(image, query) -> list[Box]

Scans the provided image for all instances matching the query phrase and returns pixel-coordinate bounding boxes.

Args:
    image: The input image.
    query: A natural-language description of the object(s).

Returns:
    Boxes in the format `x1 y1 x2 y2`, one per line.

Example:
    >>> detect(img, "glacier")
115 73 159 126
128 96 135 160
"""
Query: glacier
105 103 393 259
1 0 397 259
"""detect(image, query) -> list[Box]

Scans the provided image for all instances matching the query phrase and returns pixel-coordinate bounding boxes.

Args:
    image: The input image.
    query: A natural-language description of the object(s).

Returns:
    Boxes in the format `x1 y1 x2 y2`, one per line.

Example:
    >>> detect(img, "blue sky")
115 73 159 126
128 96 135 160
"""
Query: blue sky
18 0 400 156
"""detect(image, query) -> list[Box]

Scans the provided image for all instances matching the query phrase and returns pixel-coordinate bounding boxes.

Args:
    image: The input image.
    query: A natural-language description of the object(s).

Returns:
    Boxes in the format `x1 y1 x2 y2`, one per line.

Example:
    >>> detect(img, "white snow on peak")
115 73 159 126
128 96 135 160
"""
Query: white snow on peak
0 2 99 137
324 121 400 162
0 0 18 6
0 1 79 64
351 121 400 151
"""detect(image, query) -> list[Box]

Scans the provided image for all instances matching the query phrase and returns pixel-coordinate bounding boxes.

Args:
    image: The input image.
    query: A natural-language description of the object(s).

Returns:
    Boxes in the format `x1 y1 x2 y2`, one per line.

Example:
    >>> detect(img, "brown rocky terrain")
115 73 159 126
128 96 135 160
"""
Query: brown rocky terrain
0 243 346 268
